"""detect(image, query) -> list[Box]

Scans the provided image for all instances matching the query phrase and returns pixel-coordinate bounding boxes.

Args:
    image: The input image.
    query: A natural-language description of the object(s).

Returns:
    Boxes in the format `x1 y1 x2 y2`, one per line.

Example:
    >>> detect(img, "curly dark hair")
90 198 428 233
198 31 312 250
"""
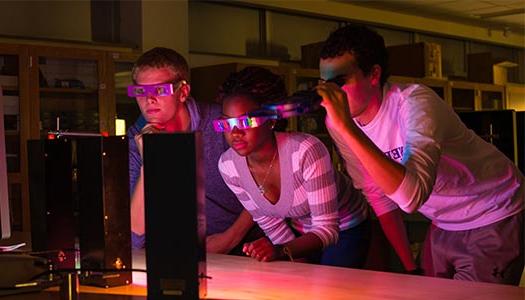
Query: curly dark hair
216 66 287 104
217 66 288 130
320 25 389 87
131 47 189 83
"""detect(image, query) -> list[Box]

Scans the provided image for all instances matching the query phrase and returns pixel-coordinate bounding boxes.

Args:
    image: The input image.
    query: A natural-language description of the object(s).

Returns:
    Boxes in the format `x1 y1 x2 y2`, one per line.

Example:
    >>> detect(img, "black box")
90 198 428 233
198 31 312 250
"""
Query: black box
301 41 324 69
28 139 76 269
457 110 518 165
76 136 132 287
144 133 206 300
467 52 517 85
28 137 132 287
387 42 442 78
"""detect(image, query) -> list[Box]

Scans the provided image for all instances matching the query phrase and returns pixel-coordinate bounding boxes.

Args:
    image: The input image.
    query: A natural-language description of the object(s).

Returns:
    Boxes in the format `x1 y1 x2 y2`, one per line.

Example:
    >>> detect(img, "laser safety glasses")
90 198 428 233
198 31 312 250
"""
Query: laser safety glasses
127 80 187 98
213 74 347 131
212 113 278 133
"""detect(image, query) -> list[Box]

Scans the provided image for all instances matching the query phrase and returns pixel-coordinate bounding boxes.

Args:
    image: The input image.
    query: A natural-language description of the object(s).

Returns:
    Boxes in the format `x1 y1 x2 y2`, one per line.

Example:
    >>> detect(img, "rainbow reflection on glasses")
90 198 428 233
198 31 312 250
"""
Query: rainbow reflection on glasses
127 80 187 98
213 113 278 132
262 74 347 118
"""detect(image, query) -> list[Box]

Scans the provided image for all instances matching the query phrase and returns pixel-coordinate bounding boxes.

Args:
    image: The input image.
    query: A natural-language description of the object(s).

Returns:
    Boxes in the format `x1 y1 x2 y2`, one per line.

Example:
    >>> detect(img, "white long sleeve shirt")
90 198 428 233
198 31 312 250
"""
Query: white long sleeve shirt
328 83 524 231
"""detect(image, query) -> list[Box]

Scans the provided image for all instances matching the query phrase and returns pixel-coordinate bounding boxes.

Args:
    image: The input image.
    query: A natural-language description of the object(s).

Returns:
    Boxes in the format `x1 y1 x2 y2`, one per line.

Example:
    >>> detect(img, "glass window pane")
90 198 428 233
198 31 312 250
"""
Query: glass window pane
451 88 475 111
470 42 521 83
1 54 20 172
420 34 465 78
267 12 339 61
115 62 140 131
189 2 260 56
481 91 504 110
39 57 99 134
470 42 515 60
372 26 411 47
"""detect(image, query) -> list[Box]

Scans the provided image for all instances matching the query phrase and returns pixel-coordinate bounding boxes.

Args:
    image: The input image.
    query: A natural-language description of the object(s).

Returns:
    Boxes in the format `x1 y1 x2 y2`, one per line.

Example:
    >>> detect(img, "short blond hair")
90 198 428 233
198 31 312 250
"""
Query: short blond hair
131 47 189 83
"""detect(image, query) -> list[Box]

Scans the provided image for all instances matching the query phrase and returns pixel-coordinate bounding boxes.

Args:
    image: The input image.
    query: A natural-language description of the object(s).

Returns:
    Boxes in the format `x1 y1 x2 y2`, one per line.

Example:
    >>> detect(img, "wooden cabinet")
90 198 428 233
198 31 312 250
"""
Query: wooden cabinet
28 46 110 138
389 76 507 112
505 83 525 112
445 81 519 167
287 68 319 134
106 51 141 134
0 42 137 239
504 83 525 172
389 75 448 101
448 80 505 111
0 44 30 233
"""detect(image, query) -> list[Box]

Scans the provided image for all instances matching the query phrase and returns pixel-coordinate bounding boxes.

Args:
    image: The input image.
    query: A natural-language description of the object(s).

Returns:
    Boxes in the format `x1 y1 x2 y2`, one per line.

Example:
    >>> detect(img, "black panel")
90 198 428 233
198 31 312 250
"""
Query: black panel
144 133 206 300
77 137 131 287
28 139 75 269
28 137 131 287
458 110 517 164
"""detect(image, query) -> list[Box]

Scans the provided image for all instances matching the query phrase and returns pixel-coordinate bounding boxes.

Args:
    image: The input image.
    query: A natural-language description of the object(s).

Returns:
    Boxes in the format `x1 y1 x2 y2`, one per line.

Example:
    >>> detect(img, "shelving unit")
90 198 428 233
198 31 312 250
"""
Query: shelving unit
0 44 29 234
28 47 108 137
505 83 525 111
448 80 505 111
389 75 508 112
0 42 138 241
40 87 99 94
286 67 318 137
389 75 448 101
107 51 141 134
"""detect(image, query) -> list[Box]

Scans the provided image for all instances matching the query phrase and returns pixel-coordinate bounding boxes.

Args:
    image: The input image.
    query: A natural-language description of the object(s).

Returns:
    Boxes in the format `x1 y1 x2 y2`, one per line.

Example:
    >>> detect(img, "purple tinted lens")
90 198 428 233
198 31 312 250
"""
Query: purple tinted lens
127 83 174 97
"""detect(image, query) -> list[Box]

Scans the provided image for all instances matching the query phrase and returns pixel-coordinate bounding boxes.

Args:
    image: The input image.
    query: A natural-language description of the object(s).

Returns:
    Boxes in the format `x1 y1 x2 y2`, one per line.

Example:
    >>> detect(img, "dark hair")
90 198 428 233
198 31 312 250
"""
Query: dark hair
217 66 288 130
217 66 287 104
321 25 389 87
132 47 189 83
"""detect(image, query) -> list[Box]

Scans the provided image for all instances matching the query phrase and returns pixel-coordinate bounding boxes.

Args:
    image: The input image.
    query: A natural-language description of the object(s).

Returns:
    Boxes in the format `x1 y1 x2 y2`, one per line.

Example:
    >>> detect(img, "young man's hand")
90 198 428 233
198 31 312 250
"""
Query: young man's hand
316 82 353 132
242 237 281 262
206 231 236 254
135 124 164 158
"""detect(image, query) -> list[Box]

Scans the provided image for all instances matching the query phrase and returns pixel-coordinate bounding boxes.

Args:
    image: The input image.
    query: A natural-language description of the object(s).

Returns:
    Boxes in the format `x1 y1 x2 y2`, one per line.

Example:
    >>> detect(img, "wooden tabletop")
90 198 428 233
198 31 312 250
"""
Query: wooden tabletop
74 251 523 300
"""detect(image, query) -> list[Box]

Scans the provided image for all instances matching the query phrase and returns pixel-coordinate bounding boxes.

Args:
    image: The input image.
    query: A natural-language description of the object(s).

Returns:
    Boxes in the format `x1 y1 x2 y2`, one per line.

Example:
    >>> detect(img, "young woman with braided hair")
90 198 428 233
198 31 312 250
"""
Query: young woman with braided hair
215 66 370 267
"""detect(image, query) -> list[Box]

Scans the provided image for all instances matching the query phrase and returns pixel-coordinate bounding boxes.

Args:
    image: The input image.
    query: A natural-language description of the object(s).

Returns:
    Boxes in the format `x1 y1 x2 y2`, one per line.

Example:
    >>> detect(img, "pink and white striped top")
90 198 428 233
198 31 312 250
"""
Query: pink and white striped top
218 132 368 247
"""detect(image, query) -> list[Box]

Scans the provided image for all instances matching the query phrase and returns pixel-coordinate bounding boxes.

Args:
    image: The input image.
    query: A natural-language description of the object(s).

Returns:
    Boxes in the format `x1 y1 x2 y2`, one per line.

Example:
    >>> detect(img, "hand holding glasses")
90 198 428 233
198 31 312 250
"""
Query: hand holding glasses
212 75 347 133
262 74 347 118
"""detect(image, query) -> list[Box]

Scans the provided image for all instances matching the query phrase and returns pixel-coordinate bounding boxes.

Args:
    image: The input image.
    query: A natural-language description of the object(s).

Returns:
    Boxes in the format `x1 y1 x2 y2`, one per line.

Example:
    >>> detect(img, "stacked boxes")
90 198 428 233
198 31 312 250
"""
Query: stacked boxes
387 42 442 78
468 52 518 85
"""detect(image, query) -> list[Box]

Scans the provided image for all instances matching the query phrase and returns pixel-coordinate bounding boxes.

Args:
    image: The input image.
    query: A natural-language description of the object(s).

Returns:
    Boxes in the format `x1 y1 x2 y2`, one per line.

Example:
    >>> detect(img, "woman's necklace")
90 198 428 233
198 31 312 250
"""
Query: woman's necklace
257 149 278 195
